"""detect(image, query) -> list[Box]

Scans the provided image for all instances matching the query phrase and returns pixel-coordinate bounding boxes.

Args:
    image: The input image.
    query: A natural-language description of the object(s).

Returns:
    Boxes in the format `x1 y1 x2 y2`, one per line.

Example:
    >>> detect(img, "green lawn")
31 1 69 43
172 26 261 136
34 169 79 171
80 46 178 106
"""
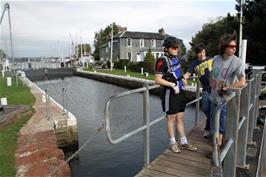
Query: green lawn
84 68 155 80
0 115 32 177
0 75 35 177
83 68 198 85
0 76 35 105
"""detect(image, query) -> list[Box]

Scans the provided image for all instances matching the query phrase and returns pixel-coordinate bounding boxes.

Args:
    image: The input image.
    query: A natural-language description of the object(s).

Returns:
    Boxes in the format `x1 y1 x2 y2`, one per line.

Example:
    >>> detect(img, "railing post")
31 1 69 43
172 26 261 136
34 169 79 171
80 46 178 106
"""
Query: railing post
224 89 241 177
45 89 49 119
248 76 256 144
195 77 200 125
62 87 65 114
237 84 250 169
45 89 51 120
143 84 150 165
255 71 262 129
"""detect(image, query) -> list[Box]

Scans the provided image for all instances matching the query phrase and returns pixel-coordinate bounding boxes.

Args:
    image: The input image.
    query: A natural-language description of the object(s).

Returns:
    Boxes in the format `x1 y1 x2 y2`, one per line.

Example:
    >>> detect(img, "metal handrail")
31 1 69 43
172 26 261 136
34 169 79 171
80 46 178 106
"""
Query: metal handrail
104 85 159 144
212 92 236 166
104 79 201 165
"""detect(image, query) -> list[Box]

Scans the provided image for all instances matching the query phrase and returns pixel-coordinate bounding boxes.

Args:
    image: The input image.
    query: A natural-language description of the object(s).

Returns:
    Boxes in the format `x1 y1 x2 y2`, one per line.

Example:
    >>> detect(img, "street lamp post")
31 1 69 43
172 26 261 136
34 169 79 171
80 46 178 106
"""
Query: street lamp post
238 0 244 58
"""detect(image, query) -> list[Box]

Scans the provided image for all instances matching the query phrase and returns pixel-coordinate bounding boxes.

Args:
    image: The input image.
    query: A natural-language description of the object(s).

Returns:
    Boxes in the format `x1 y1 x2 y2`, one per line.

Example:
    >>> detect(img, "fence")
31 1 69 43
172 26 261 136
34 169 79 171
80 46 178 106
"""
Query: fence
211 70 264 177
104 69 265 176
104 77 202 166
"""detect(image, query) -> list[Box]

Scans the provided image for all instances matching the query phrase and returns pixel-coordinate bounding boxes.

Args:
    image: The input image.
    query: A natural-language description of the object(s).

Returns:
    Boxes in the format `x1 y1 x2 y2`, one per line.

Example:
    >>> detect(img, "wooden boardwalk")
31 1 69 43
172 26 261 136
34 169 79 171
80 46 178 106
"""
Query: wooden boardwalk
135 119 213 177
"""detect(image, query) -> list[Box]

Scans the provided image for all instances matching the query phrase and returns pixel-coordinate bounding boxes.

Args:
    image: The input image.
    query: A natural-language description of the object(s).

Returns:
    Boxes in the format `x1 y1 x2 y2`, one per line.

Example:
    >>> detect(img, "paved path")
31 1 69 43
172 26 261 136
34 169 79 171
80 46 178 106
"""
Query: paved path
15 78 71 177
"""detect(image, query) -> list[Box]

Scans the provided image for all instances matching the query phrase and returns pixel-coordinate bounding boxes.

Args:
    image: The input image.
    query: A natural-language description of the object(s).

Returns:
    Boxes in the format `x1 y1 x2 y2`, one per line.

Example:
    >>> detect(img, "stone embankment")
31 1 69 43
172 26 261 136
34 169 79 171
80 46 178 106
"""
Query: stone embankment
15 79 72 177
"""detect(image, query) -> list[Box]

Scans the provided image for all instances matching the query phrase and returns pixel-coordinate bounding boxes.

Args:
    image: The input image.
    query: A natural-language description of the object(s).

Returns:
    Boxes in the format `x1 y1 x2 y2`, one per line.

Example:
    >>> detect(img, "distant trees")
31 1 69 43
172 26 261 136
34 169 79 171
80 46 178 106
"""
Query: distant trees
188 14 238 63
186 0 266 66
75 44 91 58
93 23 124 60
237 0 266 65
144 49 155 73
0 49 7 59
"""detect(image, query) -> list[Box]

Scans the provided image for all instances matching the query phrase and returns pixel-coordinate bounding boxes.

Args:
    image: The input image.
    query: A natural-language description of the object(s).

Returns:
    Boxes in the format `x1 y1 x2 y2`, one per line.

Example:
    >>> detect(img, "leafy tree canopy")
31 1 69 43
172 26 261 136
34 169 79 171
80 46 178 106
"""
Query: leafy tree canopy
75 44 91 58
93 23 123 60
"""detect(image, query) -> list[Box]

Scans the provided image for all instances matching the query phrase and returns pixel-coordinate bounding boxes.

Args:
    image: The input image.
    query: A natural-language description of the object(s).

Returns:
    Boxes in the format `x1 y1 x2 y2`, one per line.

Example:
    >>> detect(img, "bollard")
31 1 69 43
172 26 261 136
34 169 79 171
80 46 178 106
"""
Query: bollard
141 67 144 75
124 66 127 72
7 77 12 86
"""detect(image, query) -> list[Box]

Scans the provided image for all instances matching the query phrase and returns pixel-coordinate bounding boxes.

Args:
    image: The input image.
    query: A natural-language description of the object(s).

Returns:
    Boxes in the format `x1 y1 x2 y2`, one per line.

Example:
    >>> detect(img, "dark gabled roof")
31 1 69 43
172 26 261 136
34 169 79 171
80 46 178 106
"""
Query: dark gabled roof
118 31 165 40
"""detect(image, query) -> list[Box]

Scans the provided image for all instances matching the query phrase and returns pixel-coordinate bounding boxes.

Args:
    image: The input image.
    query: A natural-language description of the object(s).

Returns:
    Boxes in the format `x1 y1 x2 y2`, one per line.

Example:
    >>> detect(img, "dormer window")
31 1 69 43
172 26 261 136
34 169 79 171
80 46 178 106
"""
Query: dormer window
127 38 132 47
140 39 144 47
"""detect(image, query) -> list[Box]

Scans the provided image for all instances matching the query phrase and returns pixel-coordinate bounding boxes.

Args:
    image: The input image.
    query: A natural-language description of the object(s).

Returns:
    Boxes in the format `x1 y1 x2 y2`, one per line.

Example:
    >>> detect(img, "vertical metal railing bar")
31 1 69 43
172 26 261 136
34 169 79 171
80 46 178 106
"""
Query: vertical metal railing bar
237 82 250 169
212 93 235 167
195 77 200 125
248 76 256 144
143 84 150 165
223 89 241 177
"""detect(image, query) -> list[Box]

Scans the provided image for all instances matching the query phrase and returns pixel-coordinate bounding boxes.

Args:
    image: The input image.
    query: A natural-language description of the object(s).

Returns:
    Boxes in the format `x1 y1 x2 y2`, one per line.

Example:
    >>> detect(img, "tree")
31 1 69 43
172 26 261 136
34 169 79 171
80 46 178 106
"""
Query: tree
75 44 91 58
144 49 155 73
187 0 266 66
184 14 239 71
93 23 124 60
0 49 7 60
236 0 266 65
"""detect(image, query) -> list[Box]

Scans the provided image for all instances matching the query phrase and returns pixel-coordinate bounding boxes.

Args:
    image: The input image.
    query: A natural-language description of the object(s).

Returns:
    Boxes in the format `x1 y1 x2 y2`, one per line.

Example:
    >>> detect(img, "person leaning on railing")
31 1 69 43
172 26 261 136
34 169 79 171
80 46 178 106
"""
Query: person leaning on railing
209 32 246 149
154 36 197 153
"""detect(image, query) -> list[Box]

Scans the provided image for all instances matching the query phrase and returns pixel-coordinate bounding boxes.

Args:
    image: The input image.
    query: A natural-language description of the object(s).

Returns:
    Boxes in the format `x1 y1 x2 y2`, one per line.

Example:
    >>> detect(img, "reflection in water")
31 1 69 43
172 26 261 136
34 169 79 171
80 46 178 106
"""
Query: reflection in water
36 76 204 177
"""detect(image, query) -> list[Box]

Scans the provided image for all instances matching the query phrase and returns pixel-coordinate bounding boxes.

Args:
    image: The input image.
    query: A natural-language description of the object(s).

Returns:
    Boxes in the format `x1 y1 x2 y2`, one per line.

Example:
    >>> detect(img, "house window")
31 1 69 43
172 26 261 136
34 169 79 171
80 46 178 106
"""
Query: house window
151 39 156 47
127 52 132 60
140 39 144 47
127 38 132 47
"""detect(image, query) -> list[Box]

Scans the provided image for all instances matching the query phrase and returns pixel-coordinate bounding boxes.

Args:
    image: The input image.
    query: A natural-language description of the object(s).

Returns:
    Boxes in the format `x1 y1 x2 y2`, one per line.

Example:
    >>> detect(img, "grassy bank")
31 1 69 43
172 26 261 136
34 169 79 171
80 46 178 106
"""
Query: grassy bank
0 76 35 177
0 115 32 177
0 76 35 105
84 68 155 80
83 68 197 85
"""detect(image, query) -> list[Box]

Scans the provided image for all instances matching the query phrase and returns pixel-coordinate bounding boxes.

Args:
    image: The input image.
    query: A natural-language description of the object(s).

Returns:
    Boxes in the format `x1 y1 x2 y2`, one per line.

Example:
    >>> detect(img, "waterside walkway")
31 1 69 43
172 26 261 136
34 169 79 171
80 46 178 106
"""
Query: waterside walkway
15 78 71 177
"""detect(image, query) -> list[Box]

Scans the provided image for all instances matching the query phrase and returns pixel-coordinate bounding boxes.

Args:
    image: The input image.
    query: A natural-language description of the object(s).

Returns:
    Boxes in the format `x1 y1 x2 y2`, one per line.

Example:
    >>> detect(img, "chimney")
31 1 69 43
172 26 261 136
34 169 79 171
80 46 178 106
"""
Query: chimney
158 28 165 35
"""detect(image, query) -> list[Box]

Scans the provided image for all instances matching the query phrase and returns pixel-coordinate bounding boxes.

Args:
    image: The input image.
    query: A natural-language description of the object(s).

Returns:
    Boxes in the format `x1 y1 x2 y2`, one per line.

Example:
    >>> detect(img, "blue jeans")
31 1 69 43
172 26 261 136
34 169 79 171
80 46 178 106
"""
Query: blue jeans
210 102 227 135
202 91 211 131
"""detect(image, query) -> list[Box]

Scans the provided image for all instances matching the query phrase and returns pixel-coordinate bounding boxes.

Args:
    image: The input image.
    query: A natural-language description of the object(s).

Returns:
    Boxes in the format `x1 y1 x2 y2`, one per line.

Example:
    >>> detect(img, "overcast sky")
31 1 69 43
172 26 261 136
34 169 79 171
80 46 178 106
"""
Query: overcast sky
0 0 237 58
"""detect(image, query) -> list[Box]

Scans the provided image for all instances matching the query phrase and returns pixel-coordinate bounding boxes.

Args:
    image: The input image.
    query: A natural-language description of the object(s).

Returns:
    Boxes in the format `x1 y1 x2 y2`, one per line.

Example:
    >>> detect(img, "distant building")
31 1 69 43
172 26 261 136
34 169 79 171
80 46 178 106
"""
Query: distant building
99 28 183 62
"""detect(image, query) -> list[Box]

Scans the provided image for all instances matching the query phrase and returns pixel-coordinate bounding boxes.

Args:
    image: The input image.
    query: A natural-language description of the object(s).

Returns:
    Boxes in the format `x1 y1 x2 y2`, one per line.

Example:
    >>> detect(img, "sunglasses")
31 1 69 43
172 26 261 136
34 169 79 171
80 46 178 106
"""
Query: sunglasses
170 47 178 50
227 45 237 49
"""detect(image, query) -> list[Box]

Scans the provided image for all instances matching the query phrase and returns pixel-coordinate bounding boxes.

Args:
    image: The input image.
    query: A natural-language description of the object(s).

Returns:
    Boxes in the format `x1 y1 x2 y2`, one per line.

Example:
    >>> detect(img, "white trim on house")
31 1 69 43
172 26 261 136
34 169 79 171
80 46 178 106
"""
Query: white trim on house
140 39 144 47
151 39 156 47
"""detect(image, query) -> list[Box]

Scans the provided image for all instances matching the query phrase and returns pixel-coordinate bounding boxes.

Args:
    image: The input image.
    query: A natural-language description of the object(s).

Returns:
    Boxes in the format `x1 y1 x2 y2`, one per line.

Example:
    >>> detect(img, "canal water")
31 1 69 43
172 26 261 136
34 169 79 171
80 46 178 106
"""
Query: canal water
34 76 204 177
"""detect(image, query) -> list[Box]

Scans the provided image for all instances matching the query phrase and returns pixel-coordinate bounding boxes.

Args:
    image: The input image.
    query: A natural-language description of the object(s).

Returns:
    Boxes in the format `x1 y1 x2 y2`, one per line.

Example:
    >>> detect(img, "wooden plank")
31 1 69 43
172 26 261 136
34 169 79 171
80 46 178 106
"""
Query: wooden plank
148 163 205 177
164 150 211 164
159 154 210 169
155 158 209 176
135 118 213 177
134 172 151 177
141 167 177 177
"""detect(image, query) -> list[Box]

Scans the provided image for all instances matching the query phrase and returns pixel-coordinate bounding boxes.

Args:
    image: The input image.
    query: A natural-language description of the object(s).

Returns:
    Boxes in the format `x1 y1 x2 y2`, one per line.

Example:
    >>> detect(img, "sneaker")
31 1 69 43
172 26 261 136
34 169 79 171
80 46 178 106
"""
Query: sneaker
204 130 210 138
169 143 181 153
179 143 198 151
